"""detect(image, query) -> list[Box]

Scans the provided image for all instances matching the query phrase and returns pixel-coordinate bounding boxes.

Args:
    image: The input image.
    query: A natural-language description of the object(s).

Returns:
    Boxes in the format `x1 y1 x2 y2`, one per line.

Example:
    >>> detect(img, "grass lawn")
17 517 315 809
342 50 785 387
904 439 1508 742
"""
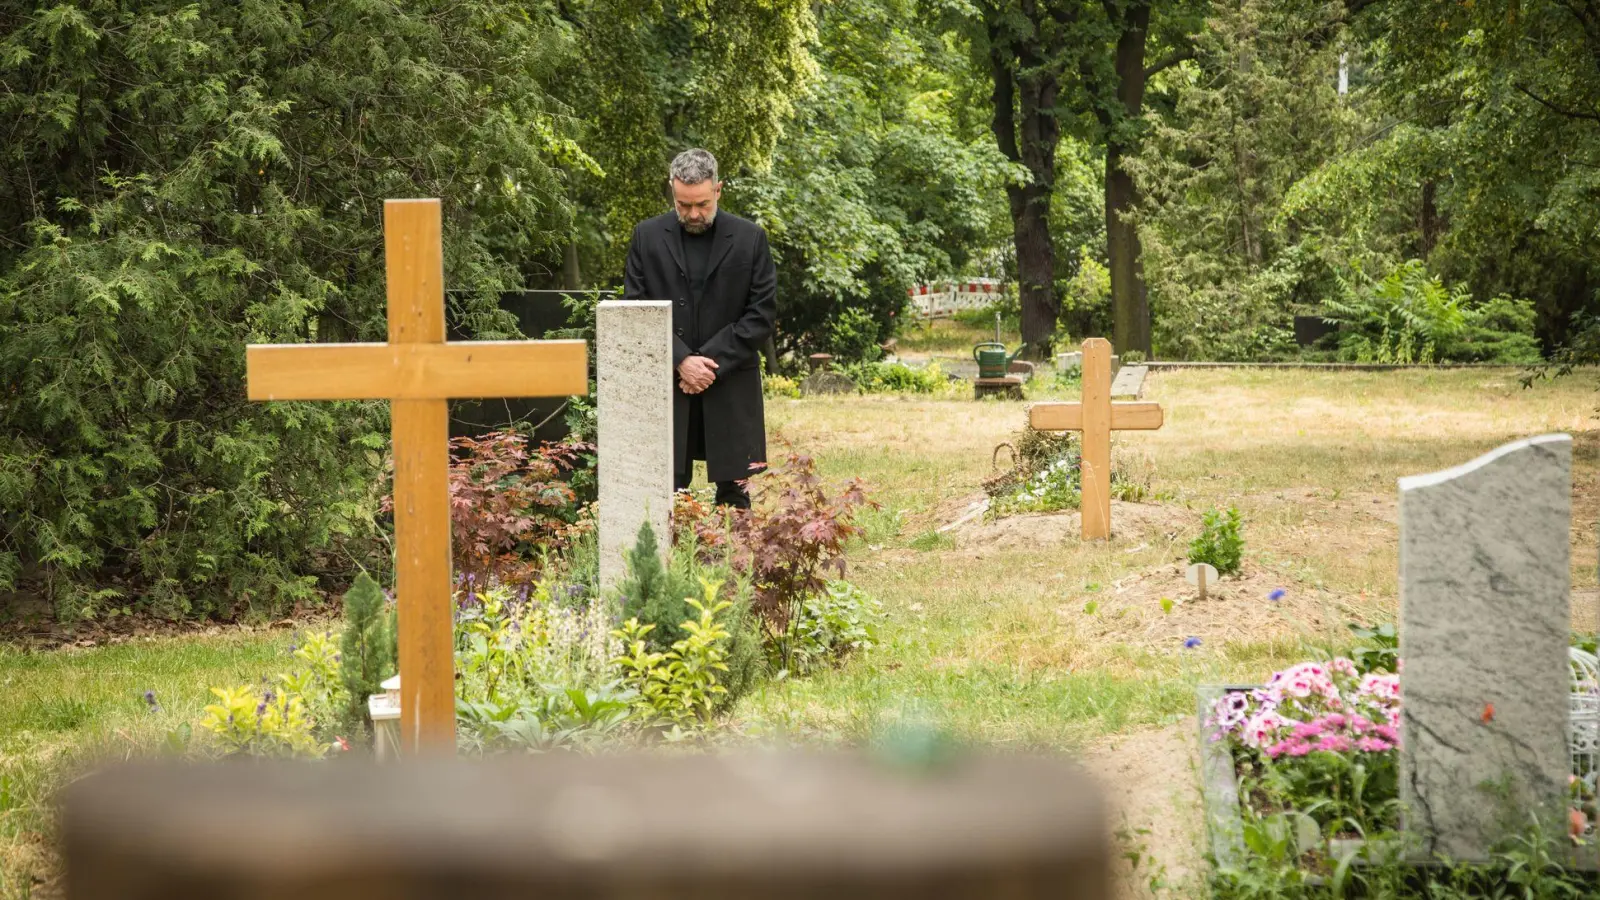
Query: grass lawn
3 367 1598 896
737 368 1600 747
892 315 1016 356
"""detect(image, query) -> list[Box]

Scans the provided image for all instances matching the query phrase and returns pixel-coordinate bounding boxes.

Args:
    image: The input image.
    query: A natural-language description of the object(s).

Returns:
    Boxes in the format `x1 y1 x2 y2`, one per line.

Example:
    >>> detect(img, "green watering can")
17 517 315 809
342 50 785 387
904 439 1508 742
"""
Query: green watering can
973 341 1024 380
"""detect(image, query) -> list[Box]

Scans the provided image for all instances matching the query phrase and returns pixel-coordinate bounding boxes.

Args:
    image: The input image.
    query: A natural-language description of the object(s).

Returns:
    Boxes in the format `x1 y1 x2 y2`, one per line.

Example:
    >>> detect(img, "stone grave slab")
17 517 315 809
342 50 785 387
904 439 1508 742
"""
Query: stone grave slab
1110 365 1147 399
597 300 674 591
1399 433 1572 862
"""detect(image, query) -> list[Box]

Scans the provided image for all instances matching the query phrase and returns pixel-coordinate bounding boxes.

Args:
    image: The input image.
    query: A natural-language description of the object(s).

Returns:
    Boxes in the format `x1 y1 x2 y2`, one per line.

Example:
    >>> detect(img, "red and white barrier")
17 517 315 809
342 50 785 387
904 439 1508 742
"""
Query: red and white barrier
906 279 1005 318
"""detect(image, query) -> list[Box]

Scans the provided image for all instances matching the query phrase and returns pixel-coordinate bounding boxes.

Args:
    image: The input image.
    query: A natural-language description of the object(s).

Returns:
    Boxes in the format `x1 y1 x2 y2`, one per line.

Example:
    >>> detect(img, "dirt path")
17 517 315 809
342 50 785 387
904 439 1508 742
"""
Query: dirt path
1081 724 1208 899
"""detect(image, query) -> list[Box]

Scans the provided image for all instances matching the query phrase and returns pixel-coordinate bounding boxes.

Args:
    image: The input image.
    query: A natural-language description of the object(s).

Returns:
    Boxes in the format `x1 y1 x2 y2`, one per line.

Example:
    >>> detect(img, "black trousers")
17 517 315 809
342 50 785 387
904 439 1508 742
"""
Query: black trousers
677 395 751 509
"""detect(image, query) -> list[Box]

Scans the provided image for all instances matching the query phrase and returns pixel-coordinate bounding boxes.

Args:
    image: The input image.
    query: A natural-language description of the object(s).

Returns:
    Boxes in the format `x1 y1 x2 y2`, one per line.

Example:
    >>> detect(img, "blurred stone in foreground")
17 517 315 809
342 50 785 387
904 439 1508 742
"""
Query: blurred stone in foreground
64 750 1108 899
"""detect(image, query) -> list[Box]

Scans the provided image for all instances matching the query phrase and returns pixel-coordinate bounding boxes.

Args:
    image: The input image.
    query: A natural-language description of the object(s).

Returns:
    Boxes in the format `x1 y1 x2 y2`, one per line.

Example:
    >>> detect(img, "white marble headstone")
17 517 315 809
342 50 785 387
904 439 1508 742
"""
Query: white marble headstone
1399 433 1572 861
597 301 674 592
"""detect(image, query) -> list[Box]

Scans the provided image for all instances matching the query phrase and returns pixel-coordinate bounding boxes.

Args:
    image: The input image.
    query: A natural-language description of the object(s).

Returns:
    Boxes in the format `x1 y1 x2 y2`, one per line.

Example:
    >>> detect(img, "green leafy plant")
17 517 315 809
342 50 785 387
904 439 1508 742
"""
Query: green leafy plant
457 683 638 753
1323 261 1541 365
613 581 733 730
338 573 396 727
199 685 328 758
825 306 886 362
454 583 619 709
1189 506 1244 576
1347 622 1399 675
763 373 802 399
841 360 946 393
616 520 698 649
779 580 883 674
277 629 346 738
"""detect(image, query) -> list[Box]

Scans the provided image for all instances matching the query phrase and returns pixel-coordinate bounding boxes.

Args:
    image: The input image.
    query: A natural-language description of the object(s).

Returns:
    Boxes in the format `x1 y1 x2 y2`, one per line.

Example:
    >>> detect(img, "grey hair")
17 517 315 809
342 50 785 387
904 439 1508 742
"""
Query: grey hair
669 148 718 185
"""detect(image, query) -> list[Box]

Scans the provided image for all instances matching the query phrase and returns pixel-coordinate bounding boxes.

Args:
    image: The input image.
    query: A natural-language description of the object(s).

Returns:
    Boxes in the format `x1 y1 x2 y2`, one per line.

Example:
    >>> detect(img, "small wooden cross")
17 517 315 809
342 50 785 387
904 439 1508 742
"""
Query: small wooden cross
246 199 588 754
1027 338 1164 541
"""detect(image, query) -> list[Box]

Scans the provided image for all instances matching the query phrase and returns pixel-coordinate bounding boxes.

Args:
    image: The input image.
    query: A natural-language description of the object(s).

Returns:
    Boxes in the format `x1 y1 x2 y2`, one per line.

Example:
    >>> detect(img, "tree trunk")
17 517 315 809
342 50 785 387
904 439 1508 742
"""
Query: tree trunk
1419 179 1440 258
1105 147 1148 357
1104 0 1153 357
562 241 583 290
989 15 1060 360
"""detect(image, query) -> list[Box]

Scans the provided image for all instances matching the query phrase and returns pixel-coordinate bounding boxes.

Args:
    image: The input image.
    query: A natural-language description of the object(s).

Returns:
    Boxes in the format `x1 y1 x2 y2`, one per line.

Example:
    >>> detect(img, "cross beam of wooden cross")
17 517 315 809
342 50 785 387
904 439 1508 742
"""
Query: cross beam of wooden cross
1027 338 1164 541
246 199 588 754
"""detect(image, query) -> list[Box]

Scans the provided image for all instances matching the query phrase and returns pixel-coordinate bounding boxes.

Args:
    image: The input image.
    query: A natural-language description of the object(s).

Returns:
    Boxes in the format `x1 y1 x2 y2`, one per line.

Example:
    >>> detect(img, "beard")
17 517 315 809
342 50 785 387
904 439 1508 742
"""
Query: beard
678 210 717 234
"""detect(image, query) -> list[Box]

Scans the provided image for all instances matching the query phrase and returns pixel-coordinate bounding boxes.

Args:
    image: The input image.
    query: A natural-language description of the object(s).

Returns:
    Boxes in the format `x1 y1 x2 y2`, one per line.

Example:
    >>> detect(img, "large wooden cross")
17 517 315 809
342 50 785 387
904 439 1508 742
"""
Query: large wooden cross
246 199 588 754
1027 338 1163 541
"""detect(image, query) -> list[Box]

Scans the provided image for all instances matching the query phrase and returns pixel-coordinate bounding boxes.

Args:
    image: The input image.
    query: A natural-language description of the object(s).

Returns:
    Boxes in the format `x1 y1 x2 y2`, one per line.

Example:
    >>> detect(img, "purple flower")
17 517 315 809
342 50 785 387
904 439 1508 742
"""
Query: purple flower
142 690 160 712
1268 589 1286 601
1184 636 1202 650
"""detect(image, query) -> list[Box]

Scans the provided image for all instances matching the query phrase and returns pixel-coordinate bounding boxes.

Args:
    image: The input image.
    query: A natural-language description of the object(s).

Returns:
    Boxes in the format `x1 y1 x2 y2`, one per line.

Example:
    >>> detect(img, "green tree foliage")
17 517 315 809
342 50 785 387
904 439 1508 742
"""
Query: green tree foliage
338 572 395 725
1363 0 1600 349
930 0 1206 358
1132 0 1367 359
0 1 583 618
616 520 696 649
740 0 1013 361
574 0 818 273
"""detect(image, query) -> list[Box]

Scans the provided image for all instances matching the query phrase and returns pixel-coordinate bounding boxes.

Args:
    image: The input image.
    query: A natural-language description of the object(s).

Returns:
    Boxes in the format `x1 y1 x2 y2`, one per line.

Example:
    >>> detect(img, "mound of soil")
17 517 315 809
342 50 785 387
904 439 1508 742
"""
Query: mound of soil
949 501 1196 551
1069 562 1352 650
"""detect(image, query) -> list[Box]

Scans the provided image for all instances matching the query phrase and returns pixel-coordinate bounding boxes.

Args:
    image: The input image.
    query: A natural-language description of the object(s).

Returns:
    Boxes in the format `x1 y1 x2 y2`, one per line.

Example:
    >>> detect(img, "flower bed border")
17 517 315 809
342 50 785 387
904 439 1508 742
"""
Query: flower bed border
1197 684 1250 872
1198 683 1394 883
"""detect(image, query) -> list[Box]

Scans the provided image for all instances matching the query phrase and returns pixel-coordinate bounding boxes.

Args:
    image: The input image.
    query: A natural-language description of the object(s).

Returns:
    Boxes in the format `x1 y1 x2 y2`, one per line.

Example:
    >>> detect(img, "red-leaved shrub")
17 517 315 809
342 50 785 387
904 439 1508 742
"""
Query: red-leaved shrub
677 452 872 632
381 432 591 585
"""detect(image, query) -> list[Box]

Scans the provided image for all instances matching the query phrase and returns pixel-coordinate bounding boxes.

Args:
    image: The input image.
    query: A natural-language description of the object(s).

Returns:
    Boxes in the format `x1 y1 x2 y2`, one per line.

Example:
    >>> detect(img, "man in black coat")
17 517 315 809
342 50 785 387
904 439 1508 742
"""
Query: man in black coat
622 148 778 508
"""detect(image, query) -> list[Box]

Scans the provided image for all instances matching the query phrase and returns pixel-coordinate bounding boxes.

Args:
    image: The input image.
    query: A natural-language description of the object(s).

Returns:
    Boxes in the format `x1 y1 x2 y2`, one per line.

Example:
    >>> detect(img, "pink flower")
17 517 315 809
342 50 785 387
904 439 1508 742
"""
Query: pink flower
1375 724 1400 745
1315 734 1352 753
1266 738 1306 759
1292 721 1325 740
1331 657 1358 677
1356 737 1393 753
1360 673 1400 700
1320 713 1348 730
1242 711 1287 748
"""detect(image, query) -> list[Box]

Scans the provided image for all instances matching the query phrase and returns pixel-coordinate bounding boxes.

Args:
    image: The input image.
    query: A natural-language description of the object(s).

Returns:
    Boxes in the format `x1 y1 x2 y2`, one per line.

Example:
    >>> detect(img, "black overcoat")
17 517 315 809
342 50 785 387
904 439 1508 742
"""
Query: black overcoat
622 211 778 482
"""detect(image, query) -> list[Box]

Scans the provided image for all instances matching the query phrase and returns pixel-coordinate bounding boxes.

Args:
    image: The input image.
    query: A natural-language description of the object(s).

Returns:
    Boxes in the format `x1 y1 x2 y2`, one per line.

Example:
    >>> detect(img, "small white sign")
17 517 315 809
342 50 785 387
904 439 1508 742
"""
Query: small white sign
1186 562 1219 588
